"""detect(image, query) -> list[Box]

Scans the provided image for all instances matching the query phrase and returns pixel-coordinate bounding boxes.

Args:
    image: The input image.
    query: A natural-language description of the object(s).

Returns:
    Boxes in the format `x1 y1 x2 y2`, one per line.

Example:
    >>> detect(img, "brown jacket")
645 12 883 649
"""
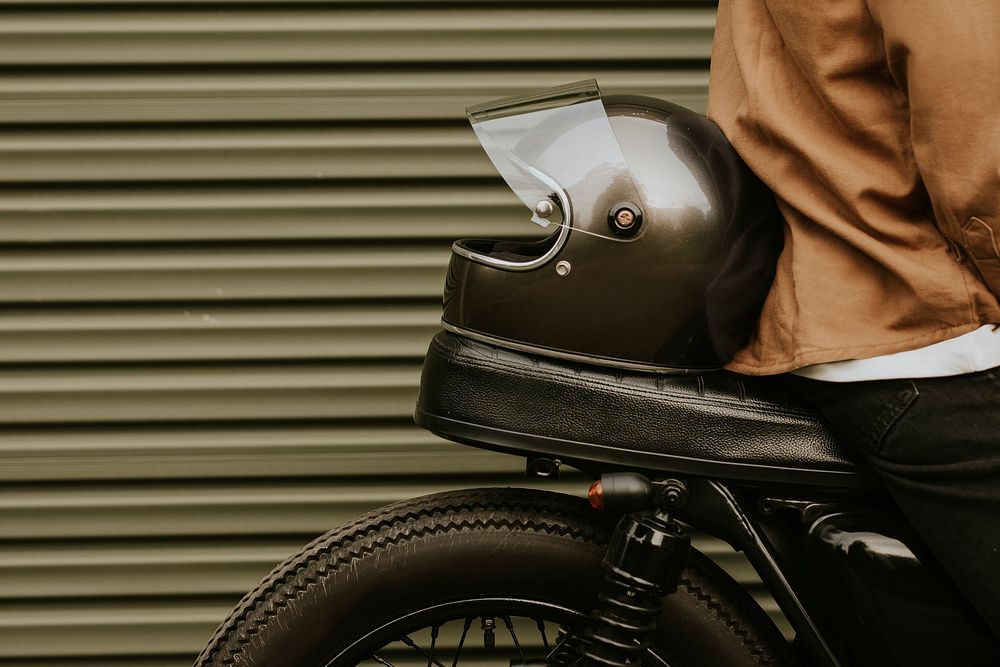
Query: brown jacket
708 0 1000 375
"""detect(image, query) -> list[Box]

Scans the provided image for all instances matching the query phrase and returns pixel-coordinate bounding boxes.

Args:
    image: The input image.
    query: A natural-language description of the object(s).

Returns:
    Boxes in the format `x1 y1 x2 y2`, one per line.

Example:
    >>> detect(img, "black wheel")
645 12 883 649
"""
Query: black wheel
195 488 790 666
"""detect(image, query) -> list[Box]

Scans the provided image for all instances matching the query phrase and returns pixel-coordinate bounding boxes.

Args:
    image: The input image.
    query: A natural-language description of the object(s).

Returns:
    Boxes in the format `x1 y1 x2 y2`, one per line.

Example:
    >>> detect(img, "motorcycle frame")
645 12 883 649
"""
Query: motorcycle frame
427 417 859 666
674 475 858 667
421 404 990 667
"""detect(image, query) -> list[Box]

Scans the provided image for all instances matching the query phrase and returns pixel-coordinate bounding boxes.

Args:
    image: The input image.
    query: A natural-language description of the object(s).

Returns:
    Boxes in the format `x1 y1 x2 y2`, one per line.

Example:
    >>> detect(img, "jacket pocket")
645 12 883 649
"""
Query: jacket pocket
962 216 1000 296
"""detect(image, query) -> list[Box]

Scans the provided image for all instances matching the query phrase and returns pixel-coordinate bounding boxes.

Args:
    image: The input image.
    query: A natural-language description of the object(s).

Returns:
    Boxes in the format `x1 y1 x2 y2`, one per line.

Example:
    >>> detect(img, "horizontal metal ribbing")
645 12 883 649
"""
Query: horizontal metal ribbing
0 304 441 362
0 0 709 5
0 126 487 183
0 69 709 124
0 246 451 302
0 185 533 242
0 362 423 423
0 422 516 481
1 8 714 66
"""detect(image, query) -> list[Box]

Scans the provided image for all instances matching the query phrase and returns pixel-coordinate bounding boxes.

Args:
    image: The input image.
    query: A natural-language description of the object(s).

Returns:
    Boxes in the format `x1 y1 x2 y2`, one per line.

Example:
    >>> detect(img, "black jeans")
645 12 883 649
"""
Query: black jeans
785 369 1000 639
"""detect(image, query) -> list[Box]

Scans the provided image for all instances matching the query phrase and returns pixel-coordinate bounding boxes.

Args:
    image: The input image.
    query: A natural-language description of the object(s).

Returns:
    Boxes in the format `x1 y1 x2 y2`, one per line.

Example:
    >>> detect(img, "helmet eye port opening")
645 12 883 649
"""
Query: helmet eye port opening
455 228 562 264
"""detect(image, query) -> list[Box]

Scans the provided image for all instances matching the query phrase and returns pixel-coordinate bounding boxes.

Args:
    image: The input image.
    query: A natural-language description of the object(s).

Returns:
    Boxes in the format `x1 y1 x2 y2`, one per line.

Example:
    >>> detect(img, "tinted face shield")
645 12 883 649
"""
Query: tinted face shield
457 80 644 270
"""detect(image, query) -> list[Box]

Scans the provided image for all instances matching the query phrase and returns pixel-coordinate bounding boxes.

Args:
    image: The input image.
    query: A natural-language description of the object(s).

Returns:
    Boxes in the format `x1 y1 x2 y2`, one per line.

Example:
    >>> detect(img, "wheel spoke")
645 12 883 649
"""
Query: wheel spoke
334 600 599 667
536 619 550 652
502 616 524 659
427 624 440 667
451 617 473 667
401 636 448 667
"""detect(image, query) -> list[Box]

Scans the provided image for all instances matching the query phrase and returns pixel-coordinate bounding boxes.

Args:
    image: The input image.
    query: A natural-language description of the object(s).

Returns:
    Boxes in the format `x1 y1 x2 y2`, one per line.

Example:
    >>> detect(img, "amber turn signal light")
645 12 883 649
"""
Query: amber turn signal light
588 479 605 510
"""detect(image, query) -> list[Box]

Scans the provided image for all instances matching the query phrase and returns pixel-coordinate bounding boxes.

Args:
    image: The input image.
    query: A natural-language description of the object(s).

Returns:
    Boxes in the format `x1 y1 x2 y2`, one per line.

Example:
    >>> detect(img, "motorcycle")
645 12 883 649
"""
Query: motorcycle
195 82 1000 667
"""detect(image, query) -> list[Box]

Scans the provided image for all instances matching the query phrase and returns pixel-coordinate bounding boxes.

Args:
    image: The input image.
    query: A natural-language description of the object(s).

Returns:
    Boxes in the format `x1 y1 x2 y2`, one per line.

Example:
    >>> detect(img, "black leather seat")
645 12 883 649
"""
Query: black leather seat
415 332 875 487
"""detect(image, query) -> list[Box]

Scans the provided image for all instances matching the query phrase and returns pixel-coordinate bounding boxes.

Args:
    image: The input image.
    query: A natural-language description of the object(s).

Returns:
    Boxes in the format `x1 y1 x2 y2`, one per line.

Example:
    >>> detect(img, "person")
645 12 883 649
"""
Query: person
707 0 1000 639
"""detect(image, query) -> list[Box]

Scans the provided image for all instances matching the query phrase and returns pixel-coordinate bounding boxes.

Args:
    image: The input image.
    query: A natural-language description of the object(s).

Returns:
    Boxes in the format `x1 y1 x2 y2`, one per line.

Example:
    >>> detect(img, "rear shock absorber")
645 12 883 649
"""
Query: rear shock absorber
581 475 691 667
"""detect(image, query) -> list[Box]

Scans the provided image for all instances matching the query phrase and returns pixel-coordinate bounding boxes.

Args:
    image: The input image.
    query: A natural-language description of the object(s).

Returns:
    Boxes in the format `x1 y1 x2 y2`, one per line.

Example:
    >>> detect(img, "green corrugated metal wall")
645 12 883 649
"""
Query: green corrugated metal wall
0 1 781 664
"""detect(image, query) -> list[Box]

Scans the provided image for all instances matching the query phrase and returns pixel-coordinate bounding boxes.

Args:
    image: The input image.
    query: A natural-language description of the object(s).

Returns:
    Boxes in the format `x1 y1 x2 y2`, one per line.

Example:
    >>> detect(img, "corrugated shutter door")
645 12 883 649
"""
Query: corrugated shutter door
0 2 782 664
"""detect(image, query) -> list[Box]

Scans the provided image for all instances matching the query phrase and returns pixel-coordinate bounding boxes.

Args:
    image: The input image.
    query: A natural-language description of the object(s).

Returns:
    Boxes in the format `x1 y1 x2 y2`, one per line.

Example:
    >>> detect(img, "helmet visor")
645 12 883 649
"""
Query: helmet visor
467 79 641 240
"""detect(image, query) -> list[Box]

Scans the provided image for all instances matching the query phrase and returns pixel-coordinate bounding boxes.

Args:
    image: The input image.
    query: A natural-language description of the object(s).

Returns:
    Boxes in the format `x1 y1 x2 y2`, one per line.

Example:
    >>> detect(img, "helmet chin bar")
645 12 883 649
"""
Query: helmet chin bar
451 164 572 272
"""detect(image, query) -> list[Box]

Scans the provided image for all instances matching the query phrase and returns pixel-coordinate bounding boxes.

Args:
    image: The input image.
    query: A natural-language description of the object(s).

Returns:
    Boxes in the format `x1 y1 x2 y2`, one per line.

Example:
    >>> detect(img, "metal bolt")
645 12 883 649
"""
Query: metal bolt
534 200 555 218
614 208 636 229
659 479 689 509
555 260 572 276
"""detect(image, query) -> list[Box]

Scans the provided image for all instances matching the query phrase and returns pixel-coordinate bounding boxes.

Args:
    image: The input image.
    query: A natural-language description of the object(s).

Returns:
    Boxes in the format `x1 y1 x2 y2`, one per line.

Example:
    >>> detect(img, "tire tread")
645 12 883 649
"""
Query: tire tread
194 488 788 666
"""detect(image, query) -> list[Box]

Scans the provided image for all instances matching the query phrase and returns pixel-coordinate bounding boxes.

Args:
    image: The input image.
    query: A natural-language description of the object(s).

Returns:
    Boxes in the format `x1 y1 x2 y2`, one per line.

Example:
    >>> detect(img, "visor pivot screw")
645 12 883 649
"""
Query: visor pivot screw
609 202 642 236
534 200 555 219
555 260 572 277
615 208 635 229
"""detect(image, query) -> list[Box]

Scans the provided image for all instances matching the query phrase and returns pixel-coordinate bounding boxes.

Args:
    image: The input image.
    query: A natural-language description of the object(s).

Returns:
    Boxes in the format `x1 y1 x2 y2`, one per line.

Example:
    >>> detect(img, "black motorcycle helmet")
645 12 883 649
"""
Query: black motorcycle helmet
443 80 783 372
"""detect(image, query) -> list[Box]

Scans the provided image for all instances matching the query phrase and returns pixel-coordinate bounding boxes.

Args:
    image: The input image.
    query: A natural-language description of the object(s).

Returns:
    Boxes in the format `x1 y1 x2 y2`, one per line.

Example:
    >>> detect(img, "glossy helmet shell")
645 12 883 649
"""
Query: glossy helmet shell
443 94 783 372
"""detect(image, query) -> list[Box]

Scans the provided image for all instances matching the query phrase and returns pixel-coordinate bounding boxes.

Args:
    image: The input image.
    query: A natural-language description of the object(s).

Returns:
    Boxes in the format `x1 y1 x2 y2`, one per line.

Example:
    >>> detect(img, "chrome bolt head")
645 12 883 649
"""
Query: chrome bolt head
555 260 572 276
534 200 555 218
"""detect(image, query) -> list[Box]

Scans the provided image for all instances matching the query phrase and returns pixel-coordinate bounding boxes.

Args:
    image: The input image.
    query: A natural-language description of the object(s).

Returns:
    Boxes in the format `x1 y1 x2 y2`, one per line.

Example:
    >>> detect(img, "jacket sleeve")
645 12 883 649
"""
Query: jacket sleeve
867 0 1000 294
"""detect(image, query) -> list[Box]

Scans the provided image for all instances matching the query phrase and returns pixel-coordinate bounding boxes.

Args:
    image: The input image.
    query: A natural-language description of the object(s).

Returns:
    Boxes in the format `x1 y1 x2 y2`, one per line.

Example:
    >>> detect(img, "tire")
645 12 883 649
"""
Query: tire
195 488 790 666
